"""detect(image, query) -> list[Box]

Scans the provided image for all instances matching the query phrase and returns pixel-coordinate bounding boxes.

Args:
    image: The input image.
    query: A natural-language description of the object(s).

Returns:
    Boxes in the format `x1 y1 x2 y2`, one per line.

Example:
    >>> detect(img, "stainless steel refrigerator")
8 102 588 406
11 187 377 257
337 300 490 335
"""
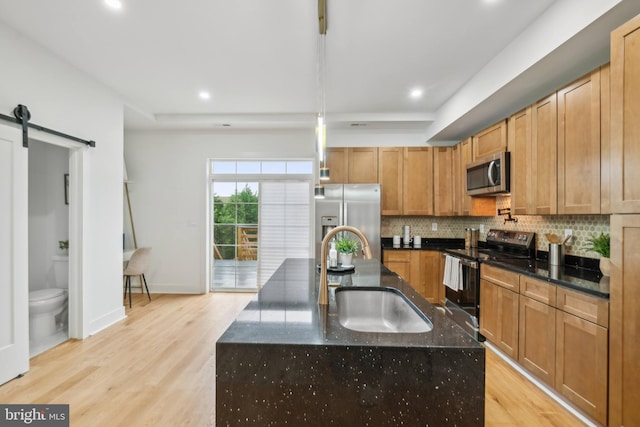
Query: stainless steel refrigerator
315 184 381 260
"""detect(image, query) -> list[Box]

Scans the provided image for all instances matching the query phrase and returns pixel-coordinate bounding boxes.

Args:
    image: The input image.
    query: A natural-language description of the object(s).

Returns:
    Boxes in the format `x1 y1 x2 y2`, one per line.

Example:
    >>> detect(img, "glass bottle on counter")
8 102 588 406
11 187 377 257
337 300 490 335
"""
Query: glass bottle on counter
329 241 338 268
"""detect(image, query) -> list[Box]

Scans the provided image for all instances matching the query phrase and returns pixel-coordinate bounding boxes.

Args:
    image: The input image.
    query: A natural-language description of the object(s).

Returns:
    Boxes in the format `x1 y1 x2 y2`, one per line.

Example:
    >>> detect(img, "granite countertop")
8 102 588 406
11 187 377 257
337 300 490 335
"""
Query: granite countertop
381 237 464 251
383 239 608 298
480 257 609 298
217 258 482 349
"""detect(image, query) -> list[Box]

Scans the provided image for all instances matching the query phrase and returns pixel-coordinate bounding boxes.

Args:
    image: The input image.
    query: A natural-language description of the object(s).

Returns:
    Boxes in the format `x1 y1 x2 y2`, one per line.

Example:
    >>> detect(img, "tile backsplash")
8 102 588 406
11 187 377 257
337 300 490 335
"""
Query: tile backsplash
382 213 610 259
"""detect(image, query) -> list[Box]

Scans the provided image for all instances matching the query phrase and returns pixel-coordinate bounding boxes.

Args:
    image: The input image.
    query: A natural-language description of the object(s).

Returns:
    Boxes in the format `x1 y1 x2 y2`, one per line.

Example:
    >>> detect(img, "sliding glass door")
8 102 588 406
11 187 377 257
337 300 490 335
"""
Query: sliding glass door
209 160 313 291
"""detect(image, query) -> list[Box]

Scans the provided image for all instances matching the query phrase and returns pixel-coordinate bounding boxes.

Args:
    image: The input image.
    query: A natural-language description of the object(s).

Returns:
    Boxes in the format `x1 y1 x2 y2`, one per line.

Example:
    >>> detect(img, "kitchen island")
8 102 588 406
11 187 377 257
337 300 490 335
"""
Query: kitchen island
216 259 484 426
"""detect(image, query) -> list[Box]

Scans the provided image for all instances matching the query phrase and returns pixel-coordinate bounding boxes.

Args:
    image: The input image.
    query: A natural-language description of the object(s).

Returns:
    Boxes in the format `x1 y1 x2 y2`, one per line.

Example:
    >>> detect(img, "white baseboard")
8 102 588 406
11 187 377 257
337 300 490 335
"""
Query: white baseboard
148 284 205 294
88 306 126 336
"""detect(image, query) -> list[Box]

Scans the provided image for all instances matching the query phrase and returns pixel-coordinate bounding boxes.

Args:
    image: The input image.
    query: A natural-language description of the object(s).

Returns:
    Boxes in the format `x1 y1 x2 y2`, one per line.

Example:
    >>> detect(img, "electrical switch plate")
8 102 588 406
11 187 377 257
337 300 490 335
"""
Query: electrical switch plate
432 222 438 231
479 224 485 233
564 228 573 237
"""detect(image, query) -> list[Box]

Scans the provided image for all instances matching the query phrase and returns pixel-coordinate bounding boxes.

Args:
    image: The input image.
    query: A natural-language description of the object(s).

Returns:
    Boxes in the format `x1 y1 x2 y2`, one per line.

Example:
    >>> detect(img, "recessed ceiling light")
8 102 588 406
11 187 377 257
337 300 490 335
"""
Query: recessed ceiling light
104 0 123 10
199 91 211 100
410 88 423 99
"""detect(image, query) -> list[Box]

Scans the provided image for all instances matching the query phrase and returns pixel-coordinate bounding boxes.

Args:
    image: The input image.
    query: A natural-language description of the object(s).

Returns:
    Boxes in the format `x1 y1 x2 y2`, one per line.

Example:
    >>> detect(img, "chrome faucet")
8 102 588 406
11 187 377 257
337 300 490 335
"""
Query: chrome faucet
319 225 372 305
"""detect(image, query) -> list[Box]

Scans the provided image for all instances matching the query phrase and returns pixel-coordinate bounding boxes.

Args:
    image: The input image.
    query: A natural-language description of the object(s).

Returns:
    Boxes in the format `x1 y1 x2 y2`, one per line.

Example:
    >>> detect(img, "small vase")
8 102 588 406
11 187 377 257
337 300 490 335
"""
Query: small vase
599 257 611 276
339 253 353 267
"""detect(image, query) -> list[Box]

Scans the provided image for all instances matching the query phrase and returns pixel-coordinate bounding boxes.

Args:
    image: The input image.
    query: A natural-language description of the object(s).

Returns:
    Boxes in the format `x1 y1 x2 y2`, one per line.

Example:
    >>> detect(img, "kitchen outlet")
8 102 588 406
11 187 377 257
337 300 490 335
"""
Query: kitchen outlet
479 224 485 233
564 228 573 243
432 222 438 231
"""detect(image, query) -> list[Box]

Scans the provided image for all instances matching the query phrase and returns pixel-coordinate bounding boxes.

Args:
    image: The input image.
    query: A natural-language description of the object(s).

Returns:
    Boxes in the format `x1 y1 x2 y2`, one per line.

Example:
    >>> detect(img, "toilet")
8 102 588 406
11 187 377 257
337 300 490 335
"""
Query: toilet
29 256 68 342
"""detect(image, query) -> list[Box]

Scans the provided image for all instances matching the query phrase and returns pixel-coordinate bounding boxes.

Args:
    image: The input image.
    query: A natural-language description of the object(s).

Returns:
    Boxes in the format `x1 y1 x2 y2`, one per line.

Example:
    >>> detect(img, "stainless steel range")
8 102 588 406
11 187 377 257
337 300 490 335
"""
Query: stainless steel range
443 229 536 340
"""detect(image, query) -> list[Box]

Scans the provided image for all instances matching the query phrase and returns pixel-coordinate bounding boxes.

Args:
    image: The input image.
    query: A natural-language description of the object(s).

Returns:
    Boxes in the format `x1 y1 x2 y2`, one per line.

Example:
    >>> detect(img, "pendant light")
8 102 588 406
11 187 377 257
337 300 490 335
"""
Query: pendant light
315 0 329 198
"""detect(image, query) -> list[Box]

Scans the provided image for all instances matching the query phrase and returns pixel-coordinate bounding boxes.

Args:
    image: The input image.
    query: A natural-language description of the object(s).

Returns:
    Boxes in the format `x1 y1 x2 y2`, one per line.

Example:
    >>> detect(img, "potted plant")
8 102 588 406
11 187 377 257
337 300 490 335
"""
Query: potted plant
583 233 610 276
335 236 358 266
58 240 69 255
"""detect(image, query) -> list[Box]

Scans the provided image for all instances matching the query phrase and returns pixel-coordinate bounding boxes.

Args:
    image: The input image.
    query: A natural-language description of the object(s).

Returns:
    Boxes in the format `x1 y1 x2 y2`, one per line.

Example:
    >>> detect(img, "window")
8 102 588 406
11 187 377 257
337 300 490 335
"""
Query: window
209 160 313 291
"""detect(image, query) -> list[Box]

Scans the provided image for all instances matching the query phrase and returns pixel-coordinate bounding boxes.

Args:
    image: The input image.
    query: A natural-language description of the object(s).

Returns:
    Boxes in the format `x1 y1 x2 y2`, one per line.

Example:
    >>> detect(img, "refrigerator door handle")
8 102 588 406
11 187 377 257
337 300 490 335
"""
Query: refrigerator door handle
343 201 348 225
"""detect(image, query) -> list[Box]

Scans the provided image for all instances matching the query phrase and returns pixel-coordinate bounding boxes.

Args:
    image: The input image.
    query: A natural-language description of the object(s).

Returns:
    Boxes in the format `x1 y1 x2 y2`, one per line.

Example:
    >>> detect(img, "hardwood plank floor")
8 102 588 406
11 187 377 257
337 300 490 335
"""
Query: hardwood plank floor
0 293 588 426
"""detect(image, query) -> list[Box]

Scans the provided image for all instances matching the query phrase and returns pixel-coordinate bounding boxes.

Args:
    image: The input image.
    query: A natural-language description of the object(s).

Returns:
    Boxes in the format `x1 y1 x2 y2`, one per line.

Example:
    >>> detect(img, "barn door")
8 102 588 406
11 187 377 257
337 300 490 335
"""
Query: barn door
0 124 29 385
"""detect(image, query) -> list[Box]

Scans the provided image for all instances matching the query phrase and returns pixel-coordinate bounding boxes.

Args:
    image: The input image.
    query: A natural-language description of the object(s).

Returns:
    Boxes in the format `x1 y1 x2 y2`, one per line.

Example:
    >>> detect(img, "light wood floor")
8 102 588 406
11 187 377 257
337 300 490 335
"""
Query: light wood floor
0 293 587 426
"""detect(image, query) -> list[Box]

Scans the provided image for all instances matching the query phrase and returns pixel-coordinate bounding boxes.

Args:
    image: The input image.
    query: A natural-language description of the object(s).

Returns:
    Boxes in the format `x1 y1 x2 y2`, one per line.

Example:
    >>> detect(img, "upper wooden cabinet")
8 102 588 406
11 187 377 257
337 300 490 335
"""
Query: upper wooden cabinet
611 14 640 213
325 147 378 183
557 69 602 214
379 147 434 216
403 147 434 215
458 138 473 215
348 147 378 183
532 93 558 215
379 147 403 215
433 147 454 216
507 66 609 216
508 107 534 215
472 120 507 160
324 148 348 183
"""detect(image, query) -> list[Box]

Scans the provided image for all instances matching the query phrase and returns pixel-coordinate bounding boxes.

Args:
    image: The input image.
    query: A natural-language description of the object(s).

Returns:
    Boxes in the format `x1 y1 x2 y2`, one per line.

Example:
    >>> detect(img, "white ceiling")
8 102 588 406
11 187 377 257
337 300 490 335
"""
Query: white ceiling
0 0 638 142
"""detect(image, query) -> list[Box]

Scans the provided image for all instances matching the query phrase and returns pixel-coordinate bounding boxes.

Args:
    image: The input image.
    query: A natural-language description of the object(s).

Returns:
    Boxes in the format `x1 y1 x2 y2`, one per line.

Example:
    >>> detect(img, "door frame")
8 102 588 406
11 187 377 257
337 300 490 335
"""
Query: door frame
25 127 88 340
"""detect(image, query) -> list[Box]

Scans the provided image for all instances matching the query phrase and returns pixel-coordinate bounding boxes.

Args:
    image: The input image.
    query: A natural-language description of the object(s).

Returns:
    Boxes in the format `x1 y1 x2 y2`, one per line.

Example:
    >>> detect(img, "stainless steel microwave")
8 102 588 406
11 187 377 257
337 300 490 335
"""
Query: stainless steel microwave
466 152 510 196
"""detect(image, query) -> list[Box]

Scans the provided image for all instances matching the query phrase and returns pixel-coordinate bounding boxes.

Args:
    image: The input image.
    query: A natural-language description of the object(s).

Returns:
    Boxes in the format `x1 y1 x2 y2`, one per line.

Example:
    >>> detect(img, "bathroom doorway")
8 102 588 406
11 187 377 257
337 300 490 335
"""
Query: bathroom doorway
28 140 70 356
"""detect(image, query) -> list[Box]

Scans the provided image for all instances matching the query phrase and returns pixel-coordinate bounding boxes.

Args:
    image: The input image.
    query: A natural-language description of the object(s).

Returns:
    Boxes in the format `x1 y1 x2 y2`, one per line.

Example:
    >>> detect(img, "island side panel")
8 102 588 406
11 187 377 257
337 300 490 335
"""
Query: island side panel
216 342 485 426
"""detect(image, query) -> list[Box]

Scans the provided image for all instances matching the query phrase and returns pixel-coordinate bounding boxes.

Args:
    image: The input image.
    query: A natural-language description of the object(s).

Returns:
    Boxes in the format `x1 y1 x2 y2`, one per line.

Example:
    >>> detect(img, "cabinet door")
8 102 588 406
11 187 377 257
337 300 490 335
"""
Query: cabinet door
610 214 640 427
611 16 640 213
480 264 519 292
508 107 533 215
379 147 403 215
472 120 507 160
480 279 499 343
383 251 411 282
459 138 473 215
348 147 378 183
419 250 441 304
556 311 608 425
452 144 462 215
519 295 555 385
497 286 519 359
403 147 433 215
433 147 454 216
438 252 446 306
600 64 611 214
557 69 601 214
532 93 558 215
325 148 348 183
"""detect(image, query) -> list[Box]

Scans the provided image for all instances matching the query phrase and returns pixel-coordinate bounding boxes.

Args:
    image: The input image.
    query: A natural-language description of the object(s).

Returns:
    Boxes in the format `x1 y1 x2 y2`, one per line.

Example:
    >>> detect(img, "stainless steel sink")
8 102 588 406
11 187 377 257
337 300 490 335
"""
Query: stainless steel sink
335 287 433 333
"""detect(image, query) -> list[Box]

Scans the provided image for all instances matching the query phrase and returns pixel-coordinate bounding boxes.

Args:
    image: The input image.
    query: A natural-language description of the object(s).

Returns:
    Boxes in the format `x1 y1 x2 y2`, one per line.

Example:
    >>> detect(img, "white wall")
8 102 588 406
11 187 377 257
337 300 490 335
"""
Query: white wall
124 129 315 293
0 22 125 337
28 141 69 290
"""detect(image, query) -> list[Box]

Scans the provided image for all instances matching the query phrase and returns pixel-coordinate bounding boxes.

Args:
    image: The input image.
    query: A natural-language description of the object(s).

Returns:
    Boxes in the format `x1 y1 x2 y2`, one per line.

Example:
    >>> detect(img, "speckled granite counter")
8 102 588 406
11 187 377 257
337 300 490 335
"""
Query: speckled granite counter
481 257 609 298
216 258 485 426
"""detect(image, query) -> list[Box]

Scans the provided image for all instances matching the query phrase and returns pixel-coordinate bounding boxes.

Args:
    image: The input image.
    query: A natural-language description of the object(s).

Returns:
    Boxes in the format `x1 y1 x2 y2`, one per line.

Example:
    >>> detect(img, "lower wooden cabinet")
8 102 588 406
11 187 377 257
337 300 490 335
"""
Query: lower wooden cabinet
383 250 442 304
382 251 411 282
519 295 556 385
480 264 609 425
479 279 519 359
556 310 608 425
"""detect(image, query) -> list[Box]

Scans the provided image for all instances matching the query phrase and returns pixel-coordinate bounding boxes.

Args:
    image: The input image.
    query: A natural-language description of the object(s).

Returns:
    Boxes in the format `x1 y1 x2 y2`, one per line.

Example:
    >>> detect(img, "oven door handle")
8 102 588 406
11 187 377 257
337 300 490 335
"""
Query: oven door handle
452 256 478 269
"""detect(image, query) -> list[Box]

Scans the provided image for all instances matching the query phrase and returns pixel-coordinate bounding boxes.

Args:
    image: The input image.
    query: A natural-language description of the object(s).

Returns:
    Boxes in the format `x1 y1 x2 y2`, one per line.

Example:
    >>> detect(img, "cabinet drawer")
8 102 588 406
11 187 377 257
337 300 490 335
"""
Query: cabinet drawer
383 251 411 263
556 287 609 327
520 275 556 306
480 264 519 292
